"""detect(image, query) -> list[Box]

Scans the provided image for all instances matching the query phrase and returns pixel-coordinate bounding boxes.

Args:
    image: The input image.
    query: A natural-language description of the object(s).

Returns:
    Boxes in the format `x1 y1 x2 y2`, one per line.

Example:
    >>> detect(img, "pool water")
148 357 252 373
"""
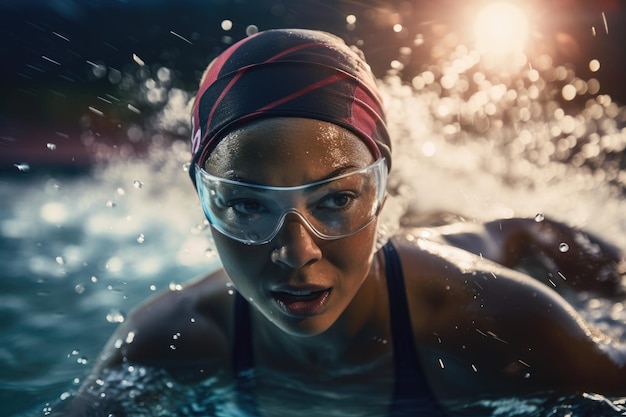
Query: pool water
2 5 626 416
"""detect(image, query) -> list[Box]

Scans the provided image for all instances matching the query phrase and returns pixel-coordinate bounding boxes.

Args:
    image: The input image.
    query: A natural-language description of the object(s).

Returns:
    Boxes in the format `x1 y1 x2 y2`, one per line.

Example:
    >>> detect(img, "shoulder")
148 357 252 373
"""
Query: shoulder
388 232 576 331
95 268 236 381
386 233 622 396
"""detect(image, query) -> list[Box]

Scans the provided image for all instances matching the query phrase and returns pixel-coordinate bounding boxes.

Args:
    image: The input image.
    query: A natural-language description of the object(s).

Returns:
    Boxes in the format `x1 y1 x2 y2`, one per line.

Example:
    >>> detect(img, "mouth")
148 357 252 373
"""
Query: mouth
271 287 332 317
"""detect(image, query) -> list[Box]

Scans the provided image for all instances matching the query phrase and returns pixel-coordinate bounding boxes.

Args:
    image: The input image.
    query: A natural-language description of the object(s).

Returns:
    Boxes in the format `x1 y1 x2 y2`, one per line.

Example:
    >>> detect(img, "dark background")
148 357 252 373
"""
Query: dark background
1 0 625 172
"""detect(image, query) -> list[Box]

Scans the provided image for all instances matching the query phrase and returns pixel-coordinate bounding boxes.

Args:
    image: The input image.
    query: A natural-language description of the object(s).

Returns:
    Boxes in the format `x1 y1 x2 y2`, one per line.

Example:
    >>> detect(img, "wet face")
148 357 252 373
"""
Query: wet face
204 117 379 336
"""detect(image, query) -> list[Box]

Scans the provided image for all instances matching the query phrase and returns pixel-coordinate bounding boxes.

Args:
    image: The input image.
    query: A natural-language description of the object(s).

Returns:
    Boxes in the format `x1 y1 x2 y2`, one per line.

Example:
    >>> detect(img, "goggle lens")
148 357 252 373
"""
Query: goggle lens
195 158 387 245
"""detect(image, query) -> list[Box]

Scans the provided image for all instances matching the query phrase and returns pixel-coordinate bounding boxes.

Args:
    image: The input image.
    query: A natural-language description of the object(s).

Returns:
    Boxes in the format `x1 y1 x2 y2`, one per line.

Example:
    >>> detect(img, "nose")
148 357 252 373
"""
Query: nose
271 215 322 269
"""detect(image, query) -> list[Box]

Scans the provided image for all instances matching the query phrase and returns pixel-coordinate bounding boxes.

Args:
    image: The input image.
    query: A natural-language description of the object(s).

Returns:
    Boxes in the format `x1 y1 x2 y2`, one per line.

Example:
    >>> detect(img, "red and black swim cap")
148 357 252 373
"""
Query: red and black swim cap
189 28 391 184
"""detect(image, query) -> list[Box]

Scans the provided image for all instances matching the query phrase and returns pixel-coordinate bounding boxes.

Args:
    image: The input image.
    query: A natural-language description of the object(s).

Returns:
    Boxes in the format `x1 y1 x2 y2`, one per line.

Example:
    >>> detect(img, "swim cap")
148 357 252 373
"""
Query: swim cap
189 29 391 185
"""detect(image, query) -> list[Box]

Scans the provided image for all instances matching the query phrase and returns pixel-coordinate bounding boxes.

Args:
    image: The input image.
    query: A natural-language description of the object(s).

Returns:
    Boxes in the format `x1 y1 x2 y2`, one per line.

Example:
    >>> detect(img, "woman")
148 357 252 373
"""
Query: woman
61 29 626 416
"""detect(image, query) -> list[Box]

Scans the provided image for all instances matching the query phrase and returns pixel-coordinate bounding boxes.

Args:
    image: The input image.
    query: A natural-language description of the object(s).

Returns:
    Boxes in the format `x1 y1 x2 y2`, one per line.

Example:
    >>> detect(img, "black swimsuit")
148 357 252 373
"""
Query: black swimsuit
232 241 447 416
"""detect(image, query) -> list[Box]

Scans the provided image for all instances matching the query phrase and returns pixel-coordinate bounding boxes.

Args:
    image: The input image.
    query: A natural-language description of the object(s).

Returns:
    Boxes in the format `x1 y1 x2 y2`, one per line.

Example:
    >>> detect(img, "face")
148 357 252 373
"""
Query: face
204 117 379 337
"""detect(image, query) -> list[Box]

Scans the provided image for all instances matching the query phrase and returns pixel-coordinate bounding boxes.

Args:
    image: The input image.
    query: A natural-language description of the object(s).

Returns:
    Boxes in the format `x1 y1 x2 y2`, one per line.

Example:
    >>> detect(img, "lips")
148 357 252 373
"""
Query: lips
271 287 332 317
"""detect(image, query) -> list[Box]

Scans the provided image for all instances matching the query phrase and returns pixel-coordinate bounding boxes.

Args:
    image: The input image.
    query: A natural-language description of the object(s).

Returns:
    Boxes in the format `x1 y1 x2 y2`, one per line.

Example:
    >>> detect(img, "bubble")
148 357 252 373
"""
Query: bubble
221 20 233 31
589 59 600 72
346 14 356 24
562 84 576 101
559 243 570 252
105 200 116 208
534 213 545 222
74 284 85 294
56 256 65 265
132 180 143 189
106 309 125 323
182 162 191 172
91 275 98 283
46 143 57 150
136 233 145 244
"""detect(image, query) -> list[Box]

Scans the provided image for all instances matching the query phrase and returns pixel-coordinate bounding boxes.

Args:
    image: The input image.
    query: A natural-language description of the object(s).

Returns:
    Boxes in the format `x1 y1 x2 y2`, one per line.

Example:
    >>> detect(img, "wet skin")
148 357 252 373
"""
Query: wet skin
62 118 626 416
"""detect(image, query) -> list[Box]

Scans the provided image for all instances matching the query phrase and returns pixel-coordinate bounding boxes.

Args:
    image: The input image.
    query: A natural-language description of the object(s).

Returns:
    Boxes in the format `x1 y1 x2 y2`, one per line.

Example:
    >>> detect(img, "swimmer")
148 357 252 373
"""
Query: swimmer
60 29 626 416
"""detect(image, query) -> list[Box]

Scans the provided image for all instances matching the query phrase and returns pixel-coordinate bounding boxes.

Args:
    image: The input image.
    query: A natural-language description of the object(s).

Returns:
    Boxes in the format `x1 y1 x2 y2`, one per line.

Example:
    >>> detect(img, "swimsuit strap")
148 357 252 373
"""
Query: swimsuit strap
232 292 261 416
382 241 447 416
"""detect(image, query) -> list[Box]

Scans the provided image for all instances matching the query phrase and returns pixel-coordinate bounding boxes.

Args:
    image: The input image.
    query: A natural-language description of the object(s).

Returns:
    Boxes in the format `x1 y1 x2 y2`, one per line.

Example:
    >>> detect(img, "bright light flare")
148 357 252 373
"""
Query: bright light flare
474 2 529 55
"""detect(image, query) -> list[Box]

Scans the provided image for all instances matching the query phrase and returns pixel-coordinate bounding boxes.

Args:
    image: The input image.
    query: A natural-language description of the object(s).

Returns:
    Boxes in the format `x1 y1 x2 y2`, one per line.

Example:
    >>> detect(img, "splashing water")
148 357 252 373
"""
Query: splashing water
2 20 626 417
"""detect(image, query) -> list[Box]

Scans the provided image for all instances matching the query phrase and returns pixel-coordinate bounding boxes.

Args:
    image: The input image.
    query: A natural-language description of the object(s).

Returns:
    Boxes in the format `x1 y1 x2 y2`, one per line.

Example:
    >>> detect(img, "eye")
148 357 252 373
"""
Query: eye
318 192 357 210
230 199 267 216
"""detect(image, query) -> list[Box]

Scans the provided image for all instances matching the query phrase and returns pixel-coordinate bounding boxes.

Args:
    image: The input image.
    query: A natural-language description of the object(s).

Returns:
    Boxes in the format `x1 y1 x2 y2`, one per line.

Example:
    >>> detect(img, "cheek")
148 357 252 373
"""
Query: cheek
211 231 268 286
326 222 378 277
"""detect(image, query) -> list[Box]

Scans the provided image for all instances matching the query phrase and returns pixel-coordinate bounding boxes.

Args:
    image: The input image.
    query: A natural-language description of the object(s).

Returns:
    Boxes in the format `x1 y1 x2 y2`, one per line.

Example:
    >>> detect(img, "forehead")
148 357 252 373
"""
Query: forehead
205 117 374 182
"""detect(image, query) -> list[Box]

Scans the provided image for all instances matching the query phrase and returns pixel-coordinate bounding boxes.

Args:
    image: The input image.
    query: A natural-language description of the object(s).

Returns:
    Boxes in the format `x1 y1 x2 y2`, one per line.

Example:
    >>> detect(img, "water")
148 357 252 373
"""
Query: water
2 2 626 416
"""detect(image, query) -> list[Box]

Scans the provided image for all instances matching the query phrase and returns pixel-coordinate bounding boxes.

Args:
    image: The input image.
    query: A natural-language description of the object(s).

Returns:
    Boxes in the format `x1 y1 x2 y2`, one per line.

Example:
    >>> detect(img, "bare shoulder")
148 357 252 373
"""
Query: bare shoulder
389 232 587 337
387 233 625 397
94 268 235 380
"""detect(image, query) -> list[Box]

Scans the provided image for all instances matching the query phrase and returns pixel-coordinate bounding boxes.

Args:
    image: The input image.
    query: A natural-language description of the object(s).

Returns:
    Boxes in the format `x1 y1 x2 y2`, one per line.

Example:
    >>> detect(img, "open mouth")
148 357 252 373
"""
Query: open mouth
271 288 332 317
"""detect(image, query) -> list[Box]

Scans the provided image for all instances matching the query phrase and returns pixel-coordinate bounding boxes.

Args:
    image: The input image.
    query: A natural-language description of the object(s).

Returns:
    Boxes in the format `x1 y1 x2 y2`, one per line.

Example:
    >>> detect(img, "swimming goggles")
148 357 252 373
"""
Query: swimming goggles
195 158 388 245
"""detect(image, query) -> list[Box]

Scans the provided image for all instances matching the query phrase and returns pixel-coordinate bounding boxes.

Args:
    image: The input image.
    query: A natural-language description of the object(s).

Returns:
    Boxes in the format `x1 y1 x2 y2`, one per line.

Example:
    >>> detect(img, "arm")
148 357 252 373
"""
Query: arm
57 271 232 416
421 216 625 296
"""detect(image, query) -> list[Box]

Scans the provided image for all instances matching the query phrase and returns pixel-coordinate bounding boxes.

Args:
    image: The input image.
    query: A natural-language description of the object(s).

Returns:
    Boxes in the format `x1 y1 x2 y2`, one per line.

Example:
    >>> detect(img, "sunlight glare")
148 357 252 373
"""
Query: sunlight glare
473 2 528 55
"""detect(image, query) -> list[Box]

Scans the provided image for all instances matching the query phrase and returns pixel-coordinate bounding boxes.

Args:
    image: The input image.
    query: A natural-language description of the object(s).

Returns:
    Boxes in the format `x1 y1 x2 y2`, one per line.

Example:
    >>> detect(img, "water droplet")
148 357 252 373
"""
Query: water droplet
55 256 65 265
91 275 98 283
136 233 145 244
77 356 88 365
169 344 177 350
125 331 135 344
227 289 234 295
114 338 123 349
105 200 116 208
116 187 126 196
46 143 57 151
106 309 125 323
559 242 570 252
149 284 156 291
534 213 545 222
190 317 196 323
14 163 30 172
132 180 143 189
72 377 80 385
182 162 191 172
59 391 71 401
74 284 85 294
